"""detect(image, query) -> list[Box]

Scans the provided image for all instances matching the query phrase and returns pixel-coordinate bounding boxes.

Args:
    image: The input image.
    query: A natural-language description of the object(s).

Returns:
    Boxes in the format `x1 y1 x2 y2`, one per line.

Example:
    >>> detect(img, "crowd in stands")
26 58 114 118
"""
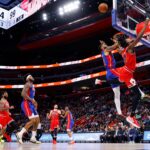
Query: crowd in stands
12 85 150 143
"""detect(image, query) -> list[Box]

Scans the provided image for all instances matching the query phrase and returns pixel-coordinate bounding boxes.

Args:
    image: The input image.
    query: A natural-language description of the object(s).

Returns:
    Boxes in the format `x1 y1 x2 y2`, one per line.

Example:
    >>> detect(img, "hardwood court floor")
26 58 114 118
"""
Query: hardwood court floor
0 143 150 150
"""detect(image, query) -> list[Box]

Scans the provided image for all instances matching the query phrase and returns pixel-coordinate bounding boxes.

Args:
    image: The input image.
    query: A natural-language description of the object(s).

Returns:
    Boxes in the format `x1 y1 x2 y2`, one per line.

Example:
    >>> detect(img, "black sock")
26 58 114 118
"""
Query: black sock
129 85 141 117
51 131 54 140
53 128 58 141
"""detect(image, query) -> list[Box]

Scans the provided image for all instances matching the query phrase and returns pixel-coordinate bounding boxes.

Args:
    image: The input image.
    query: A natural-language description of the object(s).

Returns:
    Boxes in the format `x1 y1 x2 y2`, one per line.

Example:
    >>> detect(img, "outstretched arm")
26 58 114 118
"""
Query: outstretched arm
127 19 150 51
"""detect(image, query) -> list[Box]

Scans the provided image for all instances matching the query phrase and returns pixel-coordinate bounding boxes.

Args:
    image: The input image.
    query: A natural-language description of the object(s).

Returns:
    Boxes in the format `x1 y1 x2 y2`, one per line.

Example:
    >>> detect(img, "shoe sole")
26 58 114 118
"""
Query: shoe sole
30 140 41 144
126 118 140 129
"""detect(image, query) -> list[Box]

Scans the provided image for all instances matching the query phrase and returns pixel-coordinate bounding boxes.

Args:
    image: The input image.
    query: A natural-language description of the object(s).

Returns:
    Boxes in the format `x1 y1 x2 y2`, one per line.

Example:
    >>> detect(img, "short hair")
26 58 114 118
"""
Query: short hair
0 91 7 98
115 34 129 48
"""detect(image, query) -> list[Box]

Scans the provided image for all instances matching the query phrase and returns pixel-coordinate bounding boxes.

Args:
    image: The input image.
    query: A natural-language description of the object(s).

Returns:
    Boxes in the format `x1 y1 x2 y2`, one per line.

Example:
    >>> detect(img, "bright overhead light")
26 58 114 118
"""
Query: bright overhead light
58 0 80 16
42 13 48 21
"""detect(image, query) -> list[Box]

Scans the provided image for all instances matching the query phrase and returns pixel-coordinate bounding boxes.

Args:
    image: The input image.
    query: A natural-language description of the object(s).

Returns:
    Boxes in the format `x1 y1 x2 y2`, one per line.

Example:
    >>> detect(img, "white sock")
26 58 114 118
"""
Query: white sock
69 137 73 141
19 128 26 136
31 131 36 139
113 86 122 115
138 88 145 98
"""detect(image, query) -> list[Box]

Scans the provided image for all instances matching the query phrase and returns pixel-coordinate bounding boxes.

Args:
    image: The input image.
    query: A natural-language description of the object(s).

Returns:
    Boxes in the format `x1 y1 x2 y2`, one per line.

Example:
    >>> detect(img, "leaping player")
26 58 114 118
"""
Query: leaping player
102 18 150 128
47 104 61 144
16 75 41 144
97 41 122 115
61 106 75 144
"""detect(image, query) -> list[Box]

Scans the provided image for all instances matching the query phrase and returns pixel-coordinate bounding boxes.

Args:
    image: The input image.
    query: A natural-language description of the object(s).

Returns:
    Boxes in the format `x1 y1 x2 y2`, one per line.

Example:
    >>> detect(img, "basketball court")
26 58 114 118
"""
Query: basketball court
1 143 150 150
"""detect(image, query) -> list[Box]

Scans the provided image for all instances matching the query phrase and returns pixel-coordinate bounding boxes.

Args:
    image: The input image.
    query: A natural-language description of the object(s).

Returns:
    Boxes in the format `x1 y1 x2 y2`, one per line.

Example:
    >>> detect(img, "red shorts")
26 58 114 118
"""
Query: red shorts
50 120 59 131
112 66 136 88
0 115 13 128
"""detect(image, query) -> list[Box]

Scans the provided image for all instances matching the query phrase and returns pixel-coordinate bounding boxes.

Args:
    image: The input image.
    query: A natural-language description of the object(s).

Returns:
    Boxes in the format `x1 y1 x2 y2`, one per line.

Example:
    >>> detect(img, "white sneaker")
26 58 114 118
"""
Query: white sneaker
30 138 41 144
16 133 23 144
141 94 150 101
95 79 101 85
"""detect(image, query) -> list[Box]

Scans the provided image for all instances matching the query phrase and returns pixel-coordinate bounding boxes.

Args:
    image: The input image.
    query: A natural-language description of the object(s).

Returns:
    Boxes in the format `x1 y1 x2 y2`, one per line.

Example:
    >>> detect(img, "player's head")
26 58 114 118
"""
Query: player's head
99 40 107 50
113 33 129 48
54 104 58 109
26 74 34 83
1 91 8 99
65 106 69 111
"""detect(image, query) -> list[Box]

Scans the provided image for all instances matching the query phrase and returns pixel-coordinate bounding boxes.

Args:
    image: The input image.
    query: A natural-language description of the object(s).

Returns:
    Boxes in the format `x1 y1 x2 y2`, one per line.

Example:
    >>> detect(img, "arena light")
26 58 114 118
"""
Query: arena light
0 60 149 89
42 13 48 21
58 0 80 16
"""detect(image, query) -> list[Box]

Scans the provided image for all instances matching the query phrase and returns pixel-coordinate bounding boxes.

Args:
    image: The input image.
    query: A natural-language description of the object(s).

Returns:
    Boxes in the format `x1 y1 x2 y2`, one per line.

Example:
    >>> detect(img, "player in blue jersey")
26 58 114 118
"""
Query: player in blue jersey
96 41 122 115
61 106 75 144
16 75 41 144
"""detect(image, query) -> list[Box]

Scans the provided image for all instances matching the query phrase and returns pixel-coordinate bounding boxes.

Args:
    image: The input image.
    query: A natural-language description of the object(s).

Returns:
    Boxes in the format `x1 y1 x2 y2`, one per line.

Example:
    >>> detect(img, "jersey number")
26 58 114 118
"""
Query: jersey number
130 78 136 86
0 12 4 19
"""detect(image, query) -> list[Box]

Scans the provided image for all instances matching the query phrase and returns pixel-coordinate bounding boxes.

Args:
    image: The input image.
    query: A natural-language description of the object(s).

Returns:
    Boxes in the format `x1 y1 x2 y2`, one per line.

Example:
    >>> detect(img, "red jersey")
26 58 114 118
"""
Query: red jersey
50 110 59 122
0 100 10 116
121 48 136 72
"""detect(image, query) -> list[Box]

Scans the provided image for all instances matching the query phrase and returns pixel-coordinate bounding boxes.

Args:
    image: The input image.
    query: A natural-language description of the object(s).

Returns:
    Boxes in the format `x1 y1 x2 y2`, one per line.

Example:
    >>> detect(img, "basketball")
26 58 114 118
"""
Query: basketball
98 3 108 13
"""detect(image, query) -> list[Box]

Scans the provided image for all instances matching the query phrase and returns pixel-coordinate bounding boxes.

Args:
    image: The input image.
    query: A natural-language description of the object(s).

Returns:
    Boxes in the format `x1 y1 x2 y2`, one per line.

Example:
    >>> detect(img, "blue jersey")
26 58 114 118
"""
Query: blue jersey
101 50 116 70
21 84 38 118
101 50 119 88
67 111 74 122
28 85 35 99
66 111 74 130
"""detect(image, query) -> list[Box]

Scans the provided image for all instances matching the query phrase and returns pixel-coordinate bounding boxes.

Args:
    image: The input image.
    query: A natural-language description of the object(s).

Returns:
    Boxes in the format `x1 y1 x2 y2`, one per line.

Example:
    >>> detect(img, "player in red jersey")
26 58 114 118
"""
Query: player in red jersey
0 91 17 142
47 104 61 144
110 19 150 128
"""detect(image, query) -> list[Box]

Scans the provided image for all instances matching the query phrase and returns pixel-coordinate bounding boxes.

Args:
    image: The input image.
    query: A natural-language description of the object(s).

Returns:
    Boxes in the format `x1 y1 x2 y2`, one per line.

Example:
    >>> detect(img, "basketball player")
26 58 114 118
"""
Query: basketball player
103 19 150 128
16 75 41 144
0 91 17 142
47 104 61 144
98 40 148 116
61 106 75 144
97 41 122 115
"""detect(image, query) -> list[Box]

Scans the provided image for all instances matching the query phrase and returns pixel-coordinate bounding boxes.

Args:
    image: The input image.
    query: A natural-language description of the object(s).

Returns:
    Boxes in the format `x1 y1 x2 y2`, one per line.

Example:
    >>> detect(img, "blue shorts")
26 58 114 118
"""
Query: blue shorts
67 120 74 131
106 69 120 88
21 100 39 119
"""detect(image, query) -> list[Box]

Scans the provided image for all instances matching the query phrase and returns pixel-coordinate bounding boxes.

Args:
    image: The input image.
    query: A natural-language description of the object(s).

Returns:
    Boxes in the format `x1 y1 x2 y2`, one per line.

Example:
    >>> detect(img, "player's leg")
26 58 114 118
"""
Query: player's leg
16 101 35 144
0 129 5 143
67 121 75 144
28 104 41 144
50 129 55 144
30 117 41 143
125 78 141 128
129 85 141 117
53 128 58 144
50 122 56 144
3 120 16 142
112 86 122 115
107 70 122 115
0 116 9 143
